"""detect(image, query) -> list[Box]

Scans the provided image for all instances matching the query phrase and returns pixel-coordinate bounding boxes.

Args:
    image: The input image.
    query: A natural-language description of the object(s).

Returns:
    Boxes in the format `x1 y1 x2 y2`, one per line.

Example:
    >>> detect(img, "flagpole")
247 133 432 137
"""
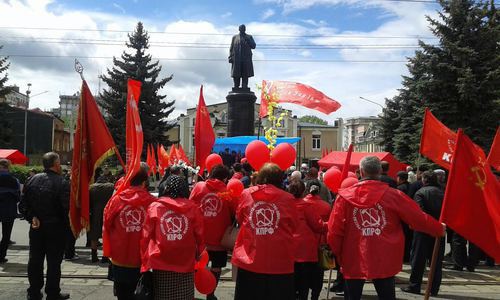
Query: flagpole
424 237 441 300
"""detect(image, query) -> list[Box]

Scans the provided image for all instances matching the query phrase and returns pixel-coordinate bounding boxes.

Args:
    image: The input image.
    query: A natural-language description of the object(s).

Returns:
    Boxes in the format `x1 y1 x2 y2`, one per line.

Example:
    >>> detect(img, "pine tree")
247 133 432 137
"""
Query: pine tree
382 0 500 164
99 22 175 156
0 46 13 148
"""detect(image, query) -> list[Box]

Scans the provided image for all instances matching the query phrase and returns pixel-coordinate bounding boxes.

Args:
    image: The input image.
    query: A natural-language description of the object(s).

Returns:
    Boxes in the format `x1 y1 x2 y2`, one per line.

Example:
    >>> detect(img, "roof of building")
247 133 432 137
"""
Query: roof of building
298 121 336 128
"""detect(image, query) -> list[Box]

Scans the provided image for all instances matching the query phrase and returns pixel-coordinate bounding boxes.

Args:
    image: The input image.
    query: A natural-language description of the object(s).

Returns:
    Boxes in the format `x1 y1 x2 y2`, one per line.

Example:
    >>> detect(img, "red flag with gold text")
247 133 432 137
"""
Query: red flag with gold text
440 130 500 261
69 80 122 237
260 80 341 118
487 127 500 171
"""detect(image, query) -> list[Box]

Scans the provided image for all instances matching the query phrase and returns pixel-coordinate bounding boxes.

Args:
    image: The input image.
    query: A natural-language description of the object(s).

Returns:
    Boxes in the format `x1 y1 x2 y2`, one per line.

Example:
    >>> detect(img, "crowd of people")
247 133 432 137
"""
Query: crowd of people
0 150 496 300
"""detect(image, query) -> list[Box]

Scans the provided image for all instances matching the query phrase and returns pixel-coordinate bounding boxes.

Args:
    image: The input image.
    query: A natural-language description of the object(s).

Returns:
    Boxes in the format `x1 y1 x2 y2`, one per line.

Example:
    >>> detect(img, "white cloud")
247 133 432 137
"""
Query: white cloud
261 8 276 20
221 11 232 18
112 3 126 14
0 0 437 124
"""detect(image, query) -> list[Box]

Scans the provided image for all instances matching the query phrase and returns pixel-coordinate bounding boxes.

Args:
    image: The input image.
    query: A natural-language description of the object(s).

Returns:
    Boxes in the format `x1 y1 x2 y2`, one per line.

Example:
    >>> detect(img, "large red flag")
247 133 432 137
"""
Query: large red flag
69 80 122 237
194 85 215 173
419 108 457 169
487 127 500 171
158 144 170 176
440 129 500 261
340 144 354 181
169 144 179 165
146 144 157 176
260 80 341 118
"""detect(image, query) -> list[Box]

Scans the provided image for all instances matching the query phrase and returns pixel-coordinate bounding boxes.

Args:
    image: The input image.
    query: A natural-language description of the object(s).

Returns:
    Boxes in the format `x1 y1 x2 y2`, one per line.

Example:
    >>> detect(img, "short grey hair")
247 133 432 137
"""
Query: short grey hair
42 152 60 170
360 156 382 178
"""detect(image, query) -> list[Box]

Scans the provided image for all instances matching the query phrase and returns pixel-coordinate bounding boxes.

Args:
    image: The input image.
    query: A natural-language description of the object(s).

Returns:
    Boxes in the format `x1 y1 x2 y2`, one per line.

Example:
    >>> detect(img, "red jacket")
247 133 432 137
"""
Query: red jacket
190 179 235 250
232 172 244 180
304 194 331 244
140 197 204 273
294 198 327 262
327 180 443 279
103 186 156 268
231 184 298 274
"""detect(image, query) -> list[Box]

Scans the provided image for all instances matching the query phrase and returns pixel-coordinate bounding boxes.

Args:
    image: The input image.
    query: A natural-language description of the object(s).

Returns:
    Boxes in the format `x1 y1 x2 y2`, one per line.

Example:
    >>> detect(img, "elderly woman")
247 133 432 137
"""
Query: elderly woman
141 175 204 300
231 163 298 300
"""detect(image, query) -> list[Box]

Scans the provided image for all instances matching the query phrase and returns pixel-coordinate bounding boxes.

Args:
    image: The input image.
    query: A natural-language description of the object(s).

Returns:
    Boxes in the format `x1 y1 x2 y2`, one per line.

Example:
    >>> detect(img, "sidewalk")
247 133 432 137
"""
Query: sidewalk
1 246 499 300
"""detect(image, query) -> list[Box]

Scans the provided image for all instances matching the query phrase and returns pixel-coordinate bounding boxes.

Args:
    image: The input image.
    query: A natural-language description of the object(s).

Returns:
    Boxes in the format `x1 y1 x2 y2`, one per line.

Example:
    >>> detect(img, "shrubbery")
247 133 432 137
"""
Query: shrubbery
10 165 43 184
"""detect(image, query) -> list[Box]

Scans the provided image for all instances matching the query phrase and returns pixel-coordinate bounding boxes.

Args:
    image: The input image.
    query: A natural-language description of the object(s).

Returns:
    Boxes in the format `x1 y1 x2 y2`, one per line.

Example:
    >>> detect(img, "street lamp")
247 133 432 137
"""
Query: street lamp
358 96 384 110
23 84 49 156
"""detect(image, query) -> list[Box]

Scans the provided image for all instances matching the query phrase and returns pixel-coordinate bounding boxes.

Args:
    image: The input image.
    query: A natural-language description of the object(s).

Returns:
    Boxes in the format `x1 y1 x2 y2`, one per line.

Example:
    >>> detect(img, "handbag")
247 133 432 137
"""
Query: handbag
134 272 153 300
318 233 336 270
220 220 239 250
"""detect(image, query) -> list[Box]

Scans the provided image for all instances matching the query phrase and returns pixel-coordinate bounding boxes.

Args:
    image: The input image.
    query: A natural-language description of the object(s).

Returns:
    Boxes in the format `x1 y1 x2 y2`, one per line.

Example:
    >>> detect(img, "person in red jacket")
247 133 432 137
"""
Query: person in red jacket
289 180 327 300
189 164 233 300
232 163 298 300
141 175 204 300
328 156 446 300
102 163 156 300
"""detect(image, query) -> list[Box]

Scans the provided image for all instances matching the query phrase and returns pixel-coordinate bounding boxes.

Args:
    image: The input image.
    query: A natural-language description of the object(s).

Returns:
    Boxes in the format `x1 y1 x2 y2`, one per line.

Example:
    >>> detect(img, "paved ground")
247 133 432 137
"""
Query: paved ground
1 221 499 299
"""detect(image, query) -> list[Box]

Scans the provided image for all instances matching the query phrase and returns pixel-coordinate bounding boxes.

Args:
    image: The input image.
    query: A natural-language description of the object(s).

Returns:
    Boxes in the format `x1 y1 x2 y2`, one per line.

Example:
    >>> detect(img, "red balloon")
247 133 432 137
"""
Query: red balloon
323 167 343 193
205 154 223 172
195 250 209 270
340 177 359 189
348 171 357 178
227 179 244 197
270 143 296 170
245 140 270 171
195 268 217 295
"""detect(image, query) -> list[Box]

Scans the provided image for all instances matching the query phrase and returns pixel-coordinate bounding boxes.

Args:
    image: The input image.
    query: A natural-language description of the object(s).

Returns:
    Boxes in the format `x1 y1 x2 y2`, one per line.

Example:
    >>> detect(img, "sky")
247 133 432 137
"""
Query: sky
0 0 442 123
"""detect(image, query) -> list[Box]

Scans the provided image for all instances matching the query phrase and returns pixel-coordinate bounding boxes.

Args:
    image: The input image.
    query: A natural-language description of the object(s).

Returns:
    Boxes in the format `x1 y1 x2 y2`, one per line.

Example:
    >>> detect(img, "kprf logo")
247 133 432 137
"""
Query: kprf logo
160 210 189 241
249 201 280 235
119 205 146 233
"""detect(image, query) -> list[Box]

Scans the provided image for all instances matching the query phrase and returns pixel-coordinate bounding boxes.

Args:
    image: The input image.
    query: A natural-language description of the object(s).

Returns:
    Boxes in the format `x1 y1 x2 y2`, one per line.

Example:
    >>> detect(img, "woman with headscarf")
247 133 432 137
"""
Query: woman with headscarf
231 163 298 300
289 180 328 300
141 175 205 300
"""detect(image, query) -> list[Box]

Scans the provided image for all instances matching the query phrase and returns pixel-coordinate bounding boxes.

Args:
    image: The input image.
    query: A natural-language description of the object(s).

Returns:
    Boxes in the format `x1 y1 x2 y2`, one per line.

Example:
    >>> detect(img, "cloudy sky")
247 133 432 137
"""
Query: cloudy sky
0 0 441 123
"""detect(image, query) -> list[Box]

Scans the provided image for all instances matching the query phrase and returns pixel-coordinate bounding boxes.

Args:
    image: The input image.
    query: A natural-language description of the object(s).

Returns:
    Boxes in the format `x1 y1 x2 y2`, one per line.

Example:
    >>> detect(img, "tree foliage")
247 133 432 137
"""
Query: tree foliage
0 46 13 148
299 115 328 125
99 22 175 156
381 0 500 164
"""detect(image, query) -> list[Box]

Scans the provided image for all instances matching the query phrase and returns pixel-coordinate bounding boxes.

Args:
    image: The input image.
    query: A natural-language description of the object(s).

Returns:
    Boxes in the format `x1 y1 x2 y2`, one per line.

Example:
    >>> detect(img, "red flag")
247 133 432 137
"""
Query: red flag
487 127 500 171
156 144 164 176
441 129 500 261
321 148 326 158
340 144 354 181
118 79 143 191
169 144 179 165
146 144 157 176
419 108 457 169
69 80 122 237
195 85 215 173
260 80 341 118
158 144 170 176
177 144 191 165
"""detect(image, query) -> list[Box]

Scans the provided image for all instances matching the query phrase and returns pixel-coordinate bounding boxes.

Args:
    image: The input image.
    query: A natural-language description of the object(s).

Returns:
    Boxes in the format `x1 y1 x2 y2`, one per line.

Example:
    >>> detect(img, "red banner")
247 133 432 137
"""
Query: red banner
487 127 500 171
195 85 215 174
419 108 457 169
341 144 354 181
146 144 157 176
177 144 191 165
69 80 122 237
260 80 341 117
441 130 500 261
169 144 178 165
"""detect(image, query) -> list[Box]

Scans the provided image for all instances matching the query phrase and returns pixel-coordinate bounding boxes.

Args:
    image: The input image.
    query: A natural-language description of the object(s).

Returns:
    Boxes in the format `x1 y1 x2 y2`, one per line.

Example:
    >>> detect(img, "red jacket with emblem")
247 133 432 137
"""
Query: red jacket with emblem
189 179 235 250
327 180 443 279
102 186 156 268
140 197 204 273
294 198 327 262
231 184 298 274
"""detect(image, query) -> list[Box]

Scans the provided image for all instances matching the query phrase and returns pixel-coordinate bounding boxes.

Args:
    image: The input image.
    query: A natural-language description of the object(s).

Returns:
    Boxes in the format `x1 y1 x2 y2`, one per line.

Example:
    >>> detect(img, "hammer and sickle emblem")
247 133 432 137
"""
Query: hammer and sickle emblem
470 166 487 190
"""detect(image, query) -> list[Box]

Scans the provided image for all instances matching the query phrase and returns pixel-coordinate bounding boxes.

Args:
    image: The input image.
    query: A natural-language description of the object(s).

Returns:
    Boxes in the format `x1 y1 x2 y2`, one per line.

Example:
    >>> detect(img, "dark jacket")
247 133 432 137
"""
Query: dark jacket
413 185 443 220
380 174 397 188
229 33 256 78
397 182 410 196
0 171 21 222
408 181 423 199
20 170 69 224
88 182 115 240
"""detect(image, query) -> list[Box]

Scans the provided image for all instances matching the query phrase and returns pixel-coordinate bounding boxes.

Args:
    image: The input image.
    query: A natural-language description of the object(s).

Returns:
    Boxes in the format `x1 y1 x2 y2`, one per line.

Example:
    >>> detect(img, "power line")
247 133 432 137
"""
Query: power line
0 26 438 39
4 54 408 63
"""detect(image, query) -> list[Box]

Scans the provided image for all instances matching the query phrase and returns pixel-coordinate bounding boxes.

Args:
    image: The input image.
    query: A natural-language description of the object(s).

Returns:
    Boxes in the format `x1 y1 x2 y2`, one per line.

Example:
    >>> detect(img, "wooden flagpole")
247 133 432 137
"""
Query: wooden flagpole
424 237 441 299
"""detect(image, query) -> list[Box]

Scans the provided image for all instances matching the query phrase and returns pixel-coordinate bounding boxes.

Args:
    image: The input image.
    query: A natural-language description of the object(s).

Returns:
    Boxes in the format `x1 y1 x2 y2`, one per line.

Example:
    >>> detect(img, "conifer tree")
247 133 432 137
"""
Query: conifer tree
0 46 13 148
99 22 175 156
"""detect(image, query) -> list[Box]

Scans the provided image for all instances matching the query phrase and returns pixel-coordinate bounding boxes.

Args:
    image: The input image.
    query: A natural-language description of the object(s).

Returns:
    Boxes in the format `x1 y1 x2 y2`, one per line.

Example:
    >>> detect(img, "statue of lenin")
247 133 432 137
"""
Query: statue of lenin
229 24 256 89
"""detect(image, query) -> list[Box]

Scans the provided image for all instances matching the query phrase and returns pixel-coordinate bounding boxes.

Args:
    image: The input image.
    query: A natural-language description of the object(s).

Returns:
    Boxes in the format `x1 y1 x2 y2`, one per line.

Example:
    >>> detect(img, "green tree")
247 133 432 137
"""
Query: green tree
99 22 175 156
0 46 13 148
299 115 328 125
382 0 500 164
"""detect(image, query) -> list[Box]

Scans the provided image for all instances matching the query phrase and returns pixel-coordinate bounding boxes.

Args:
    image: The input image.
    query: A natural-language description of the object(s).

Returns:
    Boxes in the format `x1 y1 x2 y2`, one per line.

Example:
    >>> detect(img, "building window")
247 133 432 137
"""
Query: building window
312 134 321 150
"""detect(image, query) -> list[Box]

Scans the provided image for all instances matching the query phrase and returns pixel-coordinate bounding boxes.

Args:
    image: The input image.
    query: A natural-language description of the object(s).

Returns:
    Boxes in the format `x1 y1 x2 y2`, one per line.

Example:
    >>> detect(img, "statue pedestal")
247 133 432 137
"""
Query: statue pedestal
226 88 257 137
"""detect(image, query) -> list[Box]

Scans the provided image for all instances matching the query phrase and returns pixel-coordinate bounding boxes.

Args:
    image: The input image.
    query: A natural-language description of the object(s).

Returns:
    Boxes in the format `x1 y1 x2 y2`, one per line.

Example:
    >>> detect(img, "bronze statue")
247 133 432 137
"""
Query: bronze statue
229 24 256 89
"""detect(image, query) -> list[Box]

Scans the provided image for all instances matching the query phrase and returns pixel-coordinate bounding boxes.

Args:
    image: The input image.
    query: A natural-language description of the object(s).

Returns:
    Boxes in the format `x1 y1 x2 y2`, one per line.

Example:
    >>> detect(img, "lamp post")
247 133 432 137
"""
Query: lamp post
23 85 49 156
358 96 384 110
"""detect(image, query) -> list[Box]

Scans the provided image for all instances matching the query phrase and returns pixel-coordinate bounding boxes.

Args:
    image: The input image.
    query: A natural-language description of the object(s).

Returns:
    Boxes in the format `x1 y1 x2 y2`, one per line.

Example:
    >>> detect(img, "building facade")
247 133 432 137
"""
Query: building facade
342 116 383 152
168 102 341 164
0 86 29 109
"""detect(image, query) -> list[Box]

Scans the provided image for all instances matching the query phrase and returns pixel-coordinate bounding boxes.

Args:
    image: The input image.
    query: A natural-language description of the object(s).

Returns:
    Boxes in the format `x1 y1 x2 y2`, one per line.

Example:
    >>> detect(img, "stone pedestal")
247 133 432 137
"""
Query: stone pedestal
226 87 257 137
